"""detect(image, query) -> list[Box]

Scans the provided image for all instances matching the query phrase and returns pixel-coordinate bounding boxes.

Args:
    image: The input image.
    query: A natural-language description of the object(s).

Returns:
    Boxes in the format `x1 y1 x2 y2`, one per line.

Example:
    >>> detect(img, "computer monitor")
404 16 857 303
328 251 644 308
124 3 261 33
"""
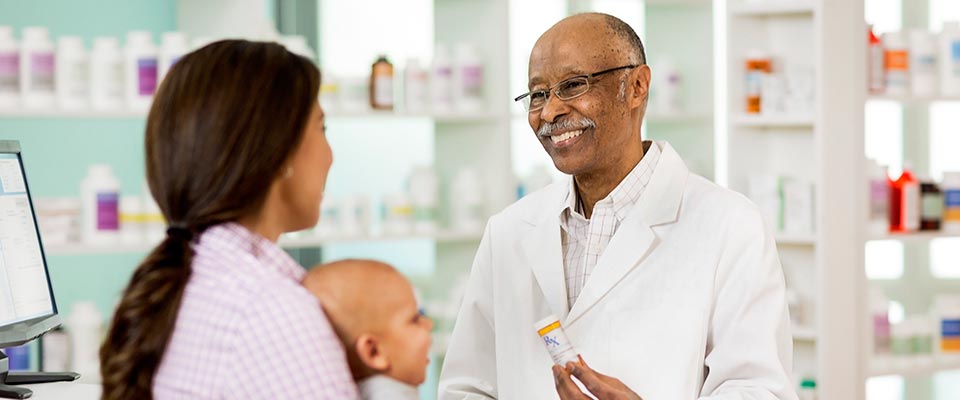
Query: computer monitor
0 141 78 399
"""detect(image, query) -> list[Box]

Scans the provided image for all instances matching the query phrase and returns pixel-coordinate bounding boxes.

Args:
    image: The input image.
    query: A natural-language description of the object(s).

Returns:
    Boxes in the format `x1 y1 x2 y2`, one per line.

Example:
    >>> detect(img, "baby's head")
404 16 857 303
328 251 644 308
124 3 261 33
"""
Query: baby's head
303 259 433 386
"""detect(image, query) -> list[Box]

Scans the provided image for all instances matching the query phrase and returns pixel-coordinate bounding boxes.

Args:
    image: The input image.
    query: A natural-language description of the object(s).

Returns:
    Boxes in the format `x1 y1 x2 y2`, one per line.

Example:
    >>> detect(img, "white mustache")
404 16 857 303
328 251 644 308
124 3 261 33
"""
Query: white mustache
537 119 596 137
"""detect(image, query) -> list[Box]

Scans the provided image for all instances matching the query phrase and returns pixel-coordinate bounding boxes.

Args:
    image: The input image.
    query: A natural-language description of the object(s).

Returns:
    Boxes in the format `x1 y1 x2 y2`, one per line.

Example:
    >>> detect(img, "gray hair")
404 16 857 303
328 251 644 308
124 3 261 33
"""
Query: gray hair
603 14 646 66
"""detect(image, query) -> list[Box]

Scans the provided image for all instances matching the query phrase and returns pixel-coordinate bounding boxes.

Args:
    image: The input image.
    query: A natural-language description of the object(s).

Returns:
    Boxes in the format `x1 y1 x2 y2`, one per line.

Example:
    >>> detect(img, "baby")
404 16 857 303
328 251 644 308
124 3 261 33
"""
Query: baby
303 259 433 400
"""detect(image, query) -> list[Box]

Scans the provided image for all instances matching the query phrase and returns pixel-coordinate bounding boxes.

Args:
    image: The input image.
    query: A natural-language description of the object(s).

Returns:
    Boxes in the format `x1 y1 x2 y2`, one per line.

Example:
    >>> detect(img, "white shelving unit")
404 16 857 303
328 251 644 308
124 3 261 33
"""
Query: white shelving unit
645 112 713 124
43 229 485 256
730 113 815 128
869 355 960 378
776 232 817 246
868 94 960 104
0 108 147 119
793 326 819 342
728 1 814 17
0 107 505 124
868 231 960 243
723 1 866 397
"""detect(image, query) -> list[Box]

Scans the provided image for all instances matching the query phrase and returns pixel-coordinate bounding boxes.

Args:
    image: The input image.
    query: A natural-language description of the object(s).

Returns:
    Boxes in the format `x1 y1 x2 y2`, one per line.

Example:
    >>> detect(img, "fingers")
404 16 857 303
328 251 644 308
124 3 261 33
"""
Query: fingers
566 357 644 400
553 364 589 400
567 361 620 398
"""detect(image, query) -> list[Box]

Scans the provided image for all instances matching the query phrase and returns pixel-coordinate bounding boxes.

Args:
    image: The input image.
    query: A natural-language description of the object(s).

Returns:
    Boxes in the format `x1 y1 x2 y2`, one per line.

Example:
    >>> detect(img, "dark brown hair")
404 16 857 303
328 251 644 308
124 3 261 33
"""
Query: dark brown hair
99 40 320 400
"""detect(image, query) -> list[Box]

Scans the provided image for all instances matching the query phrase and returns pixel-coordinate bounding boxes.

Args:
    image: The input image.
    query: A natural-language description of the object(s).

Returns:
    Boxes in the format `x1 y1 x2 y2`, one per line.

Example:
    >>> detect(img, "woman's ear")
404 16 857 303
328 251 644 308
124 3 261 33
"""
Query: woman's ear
355 334 391 372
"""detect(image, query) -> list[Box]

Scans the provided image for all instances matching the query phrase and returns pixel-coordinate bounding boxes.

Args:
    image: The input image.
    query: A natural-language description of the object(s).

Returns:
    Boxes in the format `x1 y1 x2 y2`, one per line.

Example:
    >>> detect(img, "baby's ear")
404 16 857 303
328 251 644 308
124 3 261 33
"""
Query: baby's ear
355 334 390 372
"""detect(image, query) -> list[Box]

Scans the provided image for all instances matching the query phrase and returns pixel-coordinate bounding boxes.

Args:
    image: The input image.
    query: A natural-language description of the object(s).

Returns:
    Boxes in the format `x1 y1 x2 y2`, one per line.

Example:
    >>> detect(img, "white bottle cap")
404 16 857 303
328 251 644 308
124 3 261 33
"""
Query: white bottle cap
93 37 119 52
57 36 84 52
126 31 153 47
455 43 478 60
0 26 12 40
88 164 113 177
22 26 49 43
161 32 188 49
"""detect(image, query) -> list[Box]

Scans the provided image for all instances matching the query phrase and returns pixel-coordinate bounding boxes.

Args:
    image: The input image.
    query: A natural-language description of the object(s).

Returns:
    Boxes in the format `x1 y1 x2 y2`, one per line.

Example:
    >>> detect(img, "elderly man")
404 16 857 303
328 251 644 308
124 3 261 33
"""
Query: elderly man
438 13 797 400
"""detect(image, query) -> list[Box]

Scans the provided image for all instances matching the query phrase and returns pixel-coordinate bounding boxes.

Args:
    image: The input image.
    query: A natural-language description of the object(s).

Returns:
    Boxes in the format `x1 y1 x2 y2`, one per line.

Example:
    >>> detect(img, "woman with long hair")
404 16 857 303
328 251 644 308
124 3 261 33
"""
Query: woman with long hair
99 40 358 399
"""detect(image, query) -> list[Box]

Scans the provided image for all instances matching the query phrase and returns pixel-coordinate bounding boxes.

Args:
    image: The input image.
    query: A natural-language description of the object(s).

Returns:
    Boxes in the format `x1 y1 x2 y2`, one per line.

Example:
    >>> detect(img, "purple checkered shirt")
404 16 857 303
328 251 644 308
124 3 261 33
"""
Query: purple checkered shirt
153 223 358 399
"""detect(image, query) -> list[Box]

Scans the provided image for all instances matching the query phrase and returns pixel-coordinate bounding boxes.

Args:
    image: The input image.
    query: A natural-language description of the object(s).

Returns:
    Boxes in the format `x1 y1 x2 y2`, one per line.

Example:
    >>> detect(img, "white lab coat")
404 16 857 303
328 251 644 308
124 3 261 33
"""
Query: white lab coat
439 142 797 400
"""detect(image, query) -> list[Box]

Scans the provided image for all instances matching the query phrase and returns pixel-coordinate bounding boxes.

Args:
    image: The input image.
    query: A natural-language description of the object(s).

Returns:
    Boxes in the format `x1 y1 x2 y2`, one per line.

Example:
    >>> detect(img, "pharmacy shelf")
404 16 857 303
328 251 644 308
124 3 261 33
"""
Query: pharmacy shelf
0 107 504 123
793 326 818 342
729 1 814 17
324 109 505 123
730 113 815 128
646 0 711 6
43 230 484 256
869 355 960 378
0 107 147 119
776 232 817 246
645 112 713 124
867 231 960 243
279 229 483 248
44 241 157 255
868 94 960 104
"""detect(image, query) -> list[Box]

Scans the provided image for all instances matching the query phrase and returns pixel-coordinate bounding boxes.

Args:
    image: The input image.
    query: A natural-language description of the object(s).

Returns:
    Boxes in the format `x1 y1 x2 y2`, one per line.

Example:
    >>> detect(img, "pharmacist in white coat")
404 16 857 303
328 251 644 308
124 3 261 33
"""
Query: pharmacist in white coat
438 13 797 400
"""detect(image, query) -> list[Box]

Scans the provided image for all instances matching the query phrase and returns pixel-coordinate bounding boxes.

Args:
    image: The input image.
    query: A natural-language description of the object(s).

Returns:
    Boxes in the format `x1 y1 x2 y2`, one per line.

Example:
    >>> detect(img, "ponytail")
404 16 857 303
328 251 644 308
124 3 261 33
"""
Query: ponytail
99 230 195 400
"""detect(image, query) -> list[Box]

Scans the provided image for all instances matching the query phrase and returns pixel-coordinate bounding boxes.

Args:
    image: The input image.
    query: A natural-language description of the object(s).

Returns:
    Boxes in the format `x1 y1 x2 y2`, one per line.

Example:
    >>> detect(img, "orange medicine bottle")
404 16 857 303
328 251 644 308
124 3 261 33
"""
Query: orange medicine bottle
370 54 394 110
745 51 772 114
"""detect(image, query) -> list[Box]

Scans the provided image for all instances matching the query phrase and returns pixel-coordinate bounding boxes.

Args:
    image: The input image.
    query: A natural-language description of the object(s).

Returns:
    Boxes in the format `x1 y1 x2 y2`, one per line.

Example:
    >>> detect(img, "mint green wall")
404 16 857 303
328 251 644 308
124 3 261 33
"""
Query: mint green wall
0 1 176 321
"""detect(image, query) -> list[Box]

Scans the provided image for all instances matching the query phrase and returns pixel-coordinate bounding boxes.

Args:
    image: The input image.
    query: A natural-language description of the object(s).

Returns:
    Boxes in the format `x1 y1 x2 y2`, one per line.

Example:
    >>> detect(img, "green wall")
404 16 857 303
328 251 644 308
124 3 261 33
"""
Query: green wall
0 0 176 320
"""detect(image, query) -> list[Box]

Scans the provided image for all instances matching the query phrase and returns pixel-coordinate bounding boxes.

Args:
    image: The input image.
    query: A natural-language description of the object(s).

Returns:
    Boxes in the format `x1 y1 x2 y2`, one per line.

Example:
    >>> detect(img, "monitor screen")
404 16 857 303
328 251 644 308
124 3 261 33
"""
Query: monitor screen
0 152 55 328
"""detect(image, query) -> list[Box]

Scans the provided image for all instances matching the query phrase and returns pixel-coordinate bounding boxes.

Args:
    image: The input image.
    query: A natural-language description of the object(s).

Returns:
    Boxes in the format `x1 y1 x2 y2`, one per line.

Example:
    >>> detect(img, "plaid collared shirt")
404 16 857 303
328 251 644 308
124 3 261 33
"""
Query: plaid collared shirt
153 223 358 399
560 142 661 309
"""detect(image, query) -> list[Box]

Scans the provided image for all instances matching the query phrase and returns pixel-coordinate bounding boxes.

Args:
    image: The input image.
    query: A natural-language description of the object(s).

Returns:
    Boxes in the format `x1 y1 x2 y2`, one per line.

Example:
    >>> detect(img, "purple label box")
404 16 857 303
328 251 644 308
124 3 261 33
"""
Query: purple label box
138 58 158 96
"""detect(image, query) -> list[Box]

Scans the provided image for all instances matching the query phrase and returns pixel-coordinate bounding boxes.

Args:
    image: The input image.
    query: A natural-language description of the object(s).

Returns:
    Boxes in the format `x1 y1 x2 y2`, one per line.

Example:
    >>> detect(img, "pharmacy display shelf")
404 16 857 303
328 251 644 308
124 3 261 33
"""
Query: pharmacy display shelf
869 355 960 378
278 229 484 248
868 94 960 104
43 230 484 256
0 107 505 123
775 232 817 246
44 241 156 255
729 1 814 17
645 111 713 124
793 326 818 342
645 0 711 6
0 108 146 119
324 109 505 123
729 113 815 128
867 231 960 243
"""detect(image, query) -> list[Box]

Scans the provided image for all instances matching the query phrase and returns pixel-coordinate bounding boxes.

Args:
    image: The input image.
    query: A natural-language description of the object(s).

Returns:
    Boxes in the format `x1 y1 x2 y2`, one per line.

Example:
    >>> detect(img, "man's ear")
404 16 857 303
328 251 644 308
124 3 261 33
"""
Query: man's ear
630 64 652 108
355 334 391 372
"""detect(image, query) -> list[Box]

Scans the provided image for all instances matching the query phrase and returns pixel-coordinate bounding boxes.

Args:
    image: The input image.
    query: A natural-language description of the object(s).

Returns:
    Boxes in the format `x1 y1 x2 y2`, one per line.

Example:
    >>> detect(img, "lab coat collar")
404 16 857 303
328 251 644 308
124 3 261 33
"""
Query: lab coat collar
521 141 689 325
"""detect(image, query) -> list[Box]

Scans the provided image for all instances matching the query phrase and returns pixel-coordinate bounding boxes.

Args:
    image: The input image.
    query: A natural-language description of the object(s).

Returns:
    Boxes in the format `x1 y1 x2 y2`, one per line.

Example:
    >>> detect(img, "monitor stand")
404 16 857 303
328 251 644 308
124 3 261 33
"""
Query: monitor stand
0 352 79 399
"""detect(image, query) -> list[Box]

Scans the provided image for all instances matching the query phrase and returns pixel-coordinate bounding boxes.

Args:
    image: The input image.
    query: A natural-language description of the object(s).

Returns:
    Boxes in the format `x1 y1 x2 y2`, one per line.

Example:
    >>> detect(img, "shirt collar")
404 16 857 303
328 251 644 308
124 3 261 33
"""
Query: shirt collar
560 140 662 222
199 222 306 282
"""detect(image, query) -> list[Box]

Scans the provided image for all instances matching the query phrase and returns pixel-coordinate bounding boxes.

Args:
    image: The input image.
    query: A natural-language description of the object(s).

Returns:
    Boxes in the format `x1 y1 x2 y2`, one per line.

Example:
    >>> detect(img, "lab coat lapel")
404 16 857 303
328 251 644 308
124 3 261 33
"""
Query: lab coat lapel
522 185 570 322
565 142 689 326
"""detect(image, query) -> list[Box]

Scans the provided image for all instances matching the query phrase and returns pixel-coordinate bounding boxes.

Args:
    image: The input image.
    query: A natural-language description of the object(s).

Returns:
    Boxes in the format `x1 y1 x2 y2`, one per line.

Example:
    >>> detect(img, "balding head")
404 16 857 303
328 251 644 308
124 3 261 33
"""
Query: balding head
532 13 645 79
303 259 411 341
303 259 431 383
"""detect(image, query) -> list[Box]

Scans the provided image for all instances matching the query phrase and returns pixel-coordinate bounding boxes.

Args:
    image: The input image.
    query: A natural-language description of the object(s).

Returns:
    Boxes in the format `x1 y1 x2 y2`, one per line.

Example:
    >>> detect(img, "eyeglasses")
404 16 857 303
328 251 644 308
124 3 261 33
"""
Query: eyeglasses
514 64 638 112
